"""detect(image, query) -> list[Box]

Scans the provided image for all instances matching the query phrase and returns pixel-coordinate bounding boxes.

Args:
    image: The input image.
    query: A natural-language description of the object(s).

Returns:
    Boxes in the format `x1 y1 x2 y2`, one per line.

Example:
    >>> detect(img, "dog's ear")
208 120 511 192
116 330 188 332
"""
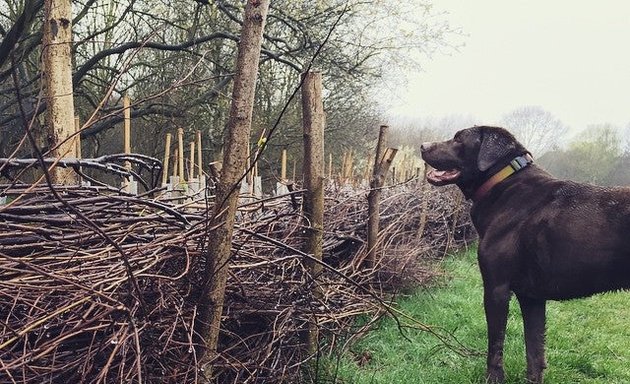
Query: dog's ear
477 128 517 172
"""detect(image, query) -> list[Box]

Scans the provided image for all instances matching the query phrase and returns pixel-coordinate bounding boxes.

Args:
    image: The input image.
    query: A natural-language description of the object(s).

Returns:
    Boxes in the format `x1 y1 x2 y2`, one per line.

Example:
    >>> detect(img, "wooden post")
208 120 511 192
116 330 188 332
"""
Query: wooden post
74 116 81 160
350 156 355 180
43 0 77 185
281 148 287 181
344 151 351 179
177 128 185 182
328 153 333 180
246 142 251 180
363 152 372 185
123 94 131 170
172 149 178 177
301 70 325 354
195 0 270 376
162 133 172 186
366 125 398 269
418 164 429 238
345 150 353 179
340 151 347 181
190 141 196 180
74 116 82 183
292 158 296 182
197 130 203 178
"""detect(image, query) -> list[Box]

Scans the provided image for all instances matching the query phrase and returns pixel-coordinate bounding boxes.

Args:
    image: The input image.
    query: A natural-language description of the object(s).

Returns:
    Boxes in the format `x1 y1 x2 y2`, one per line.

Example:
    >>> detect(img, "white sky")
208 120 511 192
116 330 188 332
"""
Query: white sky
387 0 630 133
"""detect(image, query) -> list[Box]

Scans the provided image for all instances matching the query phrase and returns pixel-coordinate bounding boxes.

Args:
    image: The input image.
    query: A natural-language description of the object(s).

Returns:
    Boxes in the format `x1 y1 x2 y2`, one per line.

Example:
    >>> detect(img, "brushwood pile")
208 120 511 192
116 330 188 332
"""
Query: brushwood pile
0 179 473 383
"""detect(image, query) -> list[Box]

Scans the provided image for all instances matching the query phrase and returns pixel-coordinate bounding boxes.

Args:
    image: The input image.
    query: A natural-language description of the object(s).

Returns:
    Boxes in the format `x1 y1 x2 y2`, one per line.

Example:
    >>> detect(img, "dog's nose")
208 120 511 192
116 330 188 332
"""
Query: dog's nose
420 142 433 152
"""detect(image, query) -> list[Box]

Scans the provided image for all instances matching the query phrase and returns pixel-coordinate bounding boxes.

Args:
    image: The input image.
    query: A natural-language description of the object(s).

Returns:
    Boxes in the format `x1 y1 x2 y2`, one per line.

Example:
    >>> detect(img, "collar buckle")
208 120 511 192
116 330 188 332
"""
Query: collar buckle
510 153 533 171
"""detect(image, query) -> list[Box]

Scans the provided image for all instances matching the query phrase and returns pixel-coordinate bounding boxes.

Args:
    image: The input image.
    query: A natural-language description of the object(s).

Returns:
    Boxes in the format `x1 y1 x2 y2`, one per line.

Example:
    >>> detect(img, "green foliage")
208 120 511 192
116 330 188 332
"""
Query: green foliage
322 248 630 383
539 124 630 185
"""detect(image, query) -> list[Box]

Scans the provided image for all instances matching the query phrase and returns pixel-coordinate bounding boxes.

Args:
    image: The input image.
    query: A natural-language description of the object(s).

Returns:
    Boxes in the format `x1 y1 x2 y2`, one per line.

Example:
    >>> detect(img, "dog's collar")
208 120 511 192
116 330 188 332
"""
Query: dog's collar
473 153 534 202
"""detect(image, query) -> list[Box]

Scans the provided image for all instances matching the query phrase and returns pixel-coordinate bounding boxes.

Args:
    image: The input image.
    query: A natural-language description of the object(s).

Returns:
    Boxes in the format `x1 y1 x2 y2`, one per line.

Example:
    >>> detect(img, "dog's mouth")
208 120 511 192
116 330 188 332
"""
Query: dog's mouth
426 168 461 186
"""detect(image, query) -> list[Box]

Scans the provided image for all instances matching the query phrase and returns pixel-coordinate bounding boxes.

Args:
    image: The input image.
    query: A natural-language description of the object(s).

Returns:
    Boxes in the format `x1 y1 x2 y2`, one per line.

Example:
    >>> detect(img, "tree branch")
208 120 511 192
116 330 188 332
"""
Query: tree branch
72 31 240 86
0 0 44 70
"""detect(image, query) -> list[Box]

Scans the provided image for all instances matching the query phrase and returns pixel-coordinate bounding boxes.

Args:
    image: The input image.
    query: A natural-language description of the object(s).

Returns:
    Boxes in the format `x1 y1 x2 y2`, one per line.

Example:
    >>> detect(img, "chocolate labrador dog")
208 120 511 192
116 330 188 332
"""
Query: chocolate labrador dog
420 126 630 383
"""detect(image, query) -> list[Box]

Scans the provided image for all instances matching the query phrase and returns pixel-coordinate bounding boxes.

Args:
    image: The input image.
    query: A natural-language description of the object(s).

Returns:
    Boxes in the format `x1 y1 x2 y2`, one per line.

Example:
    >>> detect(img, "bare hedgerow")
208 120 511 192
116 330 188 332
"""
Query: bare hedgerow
0 174 473 383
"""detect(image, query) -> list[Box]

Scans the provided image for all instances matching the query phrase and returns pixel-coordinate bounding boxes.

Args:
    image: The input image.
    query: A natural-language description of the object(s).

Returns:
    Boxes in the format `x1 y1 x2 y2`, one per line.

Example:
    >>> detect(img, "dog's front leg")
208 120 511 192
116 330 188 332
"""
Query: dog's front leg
517 295 547 383
484 283 511 384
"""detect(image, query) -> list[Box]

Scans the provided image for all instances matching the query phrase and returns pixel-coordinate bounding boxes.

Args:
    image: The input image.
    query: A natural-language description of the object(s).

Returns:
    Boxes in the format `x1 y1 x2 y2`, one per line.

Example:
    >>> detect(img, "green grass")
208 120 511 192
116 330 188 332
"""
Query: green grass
324 247 630 383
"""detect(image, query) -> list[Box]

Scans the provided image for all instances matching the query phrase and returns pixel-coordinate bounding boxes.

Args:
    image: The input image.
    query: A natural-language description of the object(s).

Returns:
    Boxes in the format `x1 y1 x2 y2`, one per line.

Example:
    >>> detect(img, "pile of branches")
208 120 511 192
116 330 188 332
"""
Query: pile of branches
217 181 475 383
0 184 204 383
0 176 474 383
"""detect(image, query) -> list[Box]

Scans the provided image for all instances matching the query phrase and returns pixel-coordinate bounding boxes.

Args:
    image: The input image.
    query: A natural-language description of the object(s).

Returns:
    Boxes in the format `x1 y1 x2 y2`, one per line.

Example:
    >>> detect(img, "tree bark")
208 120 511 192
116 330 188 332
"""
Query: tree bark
195 0 270 379
366 125 394 269
43 0 77 185
300 71 325 354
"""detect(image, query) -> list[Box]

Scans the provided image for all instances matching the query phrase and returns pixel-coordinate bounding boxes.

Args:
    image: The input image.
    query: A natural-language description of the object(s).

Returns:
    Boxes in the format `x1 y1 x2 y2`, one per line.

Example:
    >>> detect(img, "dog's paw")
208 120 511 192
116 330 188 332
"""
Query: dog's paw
485 368 505 384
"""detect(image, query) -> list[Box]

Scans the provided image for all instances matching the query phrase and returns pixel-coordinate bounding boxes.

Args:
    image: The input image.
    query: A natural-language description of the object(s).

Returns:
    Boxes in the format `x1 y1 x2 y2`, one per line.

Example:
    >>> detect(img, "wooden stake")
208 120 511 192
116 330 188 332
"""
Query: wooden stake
177 128 184 181
292 158 296 182
363 152 372 185
246 143 254 194
172 149 178 177
345 150 353 179
74 116 82 182
367 125 398 269
301 70 325 354
281 148 287 181
162 133 172 185
189 140 195 180
328 153 333 180
418 164 429 238
74 116 81 160
196 130 203 178
246 143 252 185
123 94 131 170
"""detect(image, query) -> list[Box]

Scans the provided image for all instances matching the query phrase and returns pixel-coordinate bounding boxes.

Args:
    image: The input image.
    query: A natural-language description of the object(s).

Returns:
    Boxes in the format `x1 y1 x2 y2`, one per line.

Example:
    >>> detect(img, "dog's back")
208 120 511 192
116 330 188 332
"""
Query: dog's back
472 164 630 300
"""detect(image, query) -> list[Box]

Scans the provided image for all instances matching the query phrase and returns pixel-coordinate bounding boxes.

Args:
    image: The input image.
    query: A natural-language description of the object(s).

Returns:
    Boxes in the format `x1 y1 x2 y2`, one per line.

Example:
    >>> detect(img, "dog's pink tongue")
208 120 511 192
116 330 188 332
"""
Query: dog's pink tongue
433 169 459 179
433 170 447 177
427 169 461 185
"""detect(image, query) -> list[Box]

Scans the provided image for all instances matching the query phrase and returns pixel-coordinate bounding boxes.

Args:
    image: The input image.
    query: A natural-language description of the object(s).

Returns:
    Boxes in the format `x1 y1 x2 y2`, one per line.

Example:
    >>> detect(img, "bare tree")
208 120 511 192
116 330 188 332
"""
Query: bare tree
194 1 270 379
42 0 77 184
500 106 567 156
1 0 454 168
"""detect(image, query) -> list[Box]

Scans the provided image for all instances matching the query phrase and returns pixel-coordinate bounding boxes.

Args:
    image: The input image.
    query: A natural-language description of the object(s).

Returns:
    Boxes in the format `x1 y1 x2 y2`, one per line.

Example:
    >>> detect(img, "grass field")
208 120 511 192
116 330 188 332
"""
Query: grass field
325 247 630 383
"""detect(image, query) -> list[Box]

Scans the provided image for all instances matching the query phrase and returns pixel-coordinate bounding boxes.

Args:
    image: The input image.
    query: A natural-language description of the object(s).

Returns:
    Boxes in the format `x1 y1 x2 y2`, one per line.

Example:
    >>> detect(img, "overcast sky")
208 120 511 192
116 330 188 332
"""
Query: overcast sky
387 1 630 134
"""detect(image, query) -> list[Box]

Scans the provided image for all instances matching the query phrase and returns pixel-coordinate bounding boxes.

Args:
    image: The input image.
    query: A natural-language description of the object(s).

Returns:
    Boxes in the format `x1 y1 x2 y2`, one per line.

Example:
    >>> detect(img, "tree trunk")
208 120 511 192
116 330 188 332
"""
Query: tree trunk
300 71 325 354
43 0 77 185
366 125 389 269
195 0 270 379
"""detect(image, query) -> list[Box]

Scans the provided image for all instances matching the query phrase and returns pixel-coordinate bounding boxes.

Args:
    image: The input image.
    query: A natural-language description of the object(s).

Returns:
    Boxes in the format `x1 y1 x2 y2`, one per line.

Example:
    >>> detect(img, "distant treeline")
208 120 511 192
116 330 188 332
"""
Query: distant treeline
538 125 630 186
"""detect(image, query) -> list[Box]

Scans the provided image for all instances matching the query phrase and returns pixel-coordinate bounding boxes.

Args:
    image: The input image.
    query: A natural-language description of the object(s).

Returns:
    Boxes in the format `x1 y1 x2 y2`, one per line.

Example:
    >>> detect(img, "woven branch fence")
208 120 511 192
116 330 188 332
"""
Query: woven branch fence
0 157 474 383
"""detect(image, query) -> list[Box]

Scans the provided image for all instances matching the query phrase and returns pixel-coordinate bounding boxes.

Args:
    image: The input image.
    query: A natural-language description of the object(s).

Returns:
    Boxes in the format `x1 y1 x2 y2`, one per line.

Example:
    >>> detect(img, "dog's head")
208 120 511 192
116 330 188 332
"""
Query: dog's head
420 126 528 196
